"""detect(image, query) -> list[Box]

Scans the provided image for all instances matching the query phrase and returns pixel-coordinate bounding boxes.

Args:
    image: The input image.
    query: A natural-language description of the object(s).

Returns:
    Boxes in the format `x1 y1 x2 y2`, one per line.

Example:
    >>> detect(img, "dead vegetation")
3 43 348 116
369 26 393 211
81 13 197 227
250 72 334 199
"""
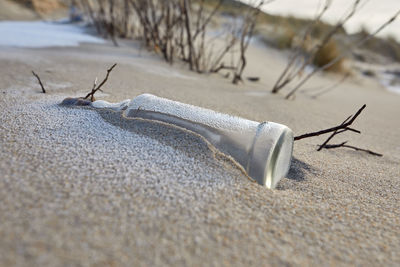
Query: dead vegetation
32 71 46 94
60 63 117 106
56 1 264 98
313 39 344 73
76 0 267 83
64 1 386 157
270 0 400 99
294 104 382 157
84 63 117 102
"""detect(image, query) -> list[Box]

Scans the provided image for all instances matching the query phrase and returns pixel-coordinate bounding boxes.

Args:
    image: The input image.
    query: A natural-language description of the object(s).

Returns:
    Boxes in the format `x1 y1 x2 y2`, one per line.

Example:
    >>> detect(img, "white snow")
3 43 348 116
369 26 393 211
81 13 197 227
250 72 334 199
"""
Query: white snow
0 21 104 48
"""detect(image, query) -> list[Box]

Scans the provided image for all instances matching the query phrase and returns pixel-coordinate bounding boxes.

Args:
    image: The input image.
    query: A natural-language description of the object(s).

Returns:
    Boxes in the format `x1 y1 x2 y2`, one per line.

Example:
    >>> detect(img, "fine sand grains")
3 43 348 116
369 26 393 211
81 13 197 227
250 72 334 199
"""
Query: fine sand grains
0 36 399 265
0 92 399 266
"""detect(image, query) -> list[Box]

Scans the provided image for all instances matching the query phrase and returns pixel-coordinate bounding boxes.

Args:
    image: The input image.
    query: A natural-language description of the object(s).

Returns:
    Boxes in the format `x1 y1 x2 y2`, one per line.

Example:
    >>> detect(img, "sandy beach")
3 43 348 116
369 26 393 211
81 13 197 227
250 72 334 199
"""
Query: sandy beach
0 18 400 266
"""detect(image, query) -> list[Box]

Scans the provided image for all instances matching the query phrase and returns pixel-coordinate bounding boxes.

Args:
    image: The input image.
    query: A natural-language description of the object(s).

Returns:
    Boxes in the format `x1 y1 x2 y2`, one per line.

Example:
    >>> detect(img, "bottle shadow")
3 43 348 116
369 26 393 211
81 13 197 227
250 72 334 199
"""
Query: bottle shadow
275 156 318 190
287 156 318 182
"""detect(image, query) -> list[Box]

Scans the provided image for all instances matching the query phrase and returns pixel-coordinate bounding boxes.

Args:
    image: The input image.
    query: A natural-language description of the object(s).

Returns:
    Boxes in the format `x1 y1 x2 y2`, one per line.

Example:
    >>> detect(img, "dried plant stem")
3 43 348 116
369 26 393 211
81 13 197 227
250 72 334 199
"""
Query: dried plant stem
294 104 382 156
271 0 400 99
294 104 366 141
84 63 117 102
78 0 257 76
32 71 46 93
182 0 194 71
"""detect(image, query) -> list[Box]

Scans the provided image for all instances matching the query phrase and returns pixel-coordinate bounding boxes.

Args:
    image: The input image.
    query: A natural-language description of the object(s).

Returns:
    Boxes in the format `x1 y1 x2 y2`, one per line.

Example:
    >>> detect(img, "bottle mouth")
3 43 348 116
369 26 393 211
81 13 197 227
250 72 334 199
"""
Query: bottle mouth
246 122 293 189
265 128 294 189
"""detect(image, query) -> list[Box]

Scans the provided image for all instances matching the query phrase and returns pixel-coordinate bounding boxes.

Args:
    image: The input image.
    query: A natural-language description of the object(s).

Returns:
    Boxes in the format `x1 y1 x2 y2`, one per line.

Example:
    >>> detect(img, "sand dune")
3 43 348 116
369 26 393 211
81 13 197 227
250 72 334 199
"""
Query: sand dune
0 22 399 266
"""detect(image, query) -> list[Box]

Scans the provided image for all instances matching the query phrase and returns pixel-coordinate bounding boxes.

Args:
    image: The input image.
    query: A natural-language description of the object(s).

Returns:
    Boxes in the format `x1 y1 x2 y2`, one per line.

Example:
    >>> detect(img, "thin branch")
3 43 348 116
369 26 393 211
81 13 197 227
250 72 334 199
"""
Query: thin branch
182 0 194 71
294 104 366 141
344 127 361 134
84 63 117 102
32 71 46 93
232 0 264 84
316 116 352 150
294 104 382 156
192 0 223 41
272 0 332 93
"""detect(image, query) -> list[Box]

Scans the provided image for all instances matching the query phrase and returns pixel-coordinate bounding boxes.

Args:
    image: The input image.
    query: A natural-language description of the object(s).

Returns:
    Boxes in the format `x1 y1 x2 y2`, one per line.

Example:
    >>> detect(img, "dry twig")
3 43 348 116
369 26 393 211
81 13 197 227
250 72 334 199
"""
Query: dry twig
232 0 265 84
32 71 46 93
84 63 117 102
294 104 366 141
294 104 382 156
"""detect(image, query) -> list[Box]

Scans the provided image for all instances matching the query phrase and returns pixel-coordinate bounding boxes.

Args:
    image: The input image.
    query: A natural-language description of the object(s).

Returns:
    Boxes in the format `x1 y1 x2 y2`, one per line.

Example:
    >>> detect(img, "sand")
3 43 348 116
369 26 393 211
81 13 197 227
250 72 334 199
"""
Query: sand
0 36 399 266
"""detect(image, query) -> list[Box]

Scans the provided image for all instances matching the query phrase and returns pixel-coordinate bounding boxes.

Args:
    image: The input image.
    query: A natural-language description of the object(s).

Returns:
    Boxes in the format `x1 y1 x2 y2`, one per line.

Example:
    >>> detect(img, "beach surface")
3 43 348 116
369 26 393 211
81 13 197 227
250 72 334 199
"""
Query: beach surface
0 31 399 266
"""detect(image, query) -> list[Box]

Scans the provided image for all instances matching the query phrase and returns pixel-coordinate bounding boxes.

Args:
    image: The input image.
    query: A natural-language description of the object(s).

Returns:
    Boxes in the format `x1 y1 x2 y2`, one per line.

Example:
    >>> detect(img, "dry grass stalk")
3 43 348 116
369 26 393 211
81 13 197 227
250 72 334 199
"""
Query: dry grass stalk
271 0 400 99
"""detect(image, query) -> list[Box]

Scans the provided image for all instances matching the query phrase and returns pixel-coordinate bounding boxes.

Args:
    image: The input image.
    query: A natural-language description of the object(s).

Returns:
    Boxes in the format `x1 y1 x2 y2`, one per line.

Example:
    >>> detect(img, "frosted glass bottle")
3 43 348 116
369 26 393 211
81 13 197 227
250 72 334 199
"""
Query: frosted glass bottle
124 94 293 189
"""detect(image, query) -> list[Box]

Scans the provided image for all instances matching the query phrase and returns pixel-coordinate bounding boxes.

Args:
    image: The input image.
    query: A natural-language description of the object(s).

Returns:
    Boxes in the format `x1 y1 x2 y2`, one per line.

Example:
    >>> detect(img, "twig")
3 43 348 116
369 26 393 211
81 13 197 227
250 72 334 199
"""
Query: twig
294 104 366 141
324 142 383 157
294 104 382 156
84 63 117 102
32 71 46 93
182 0 194 71
317 115 354 151
232 0 264 84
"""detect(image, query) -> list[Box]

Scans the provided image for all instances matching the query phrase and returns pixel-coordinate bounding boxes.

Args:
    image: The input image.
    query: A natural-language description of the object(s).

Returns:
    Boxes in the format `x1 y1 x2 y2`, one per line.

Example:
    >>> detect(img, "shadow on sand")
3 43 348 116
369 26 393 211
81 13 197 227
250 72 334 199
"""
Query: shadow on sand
276 157 318 190
287 157 317 182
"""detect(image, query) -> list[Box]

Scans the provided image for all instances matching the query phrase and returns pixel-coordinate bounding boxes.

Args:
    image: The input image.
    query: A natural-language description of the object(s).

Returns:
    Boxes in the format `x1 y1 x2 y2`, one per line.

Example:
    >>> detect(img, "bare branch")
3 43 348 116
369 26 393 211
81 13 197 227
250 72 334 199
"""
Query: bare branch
232 0 264 84
32 71 46 94
182 0 194 71
84 63 117 102
192 0 223 41
294 104 382 156
294 104 366 141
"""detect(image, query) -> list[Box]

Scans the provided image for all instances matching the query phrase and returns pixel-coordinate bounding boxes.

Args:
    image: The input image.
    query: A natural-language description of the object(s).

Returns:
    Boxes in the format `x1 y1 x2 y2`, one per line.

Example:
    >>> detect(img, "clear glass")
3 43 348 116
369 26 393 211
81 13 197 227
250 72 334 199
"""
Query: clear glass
124 94 293 189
